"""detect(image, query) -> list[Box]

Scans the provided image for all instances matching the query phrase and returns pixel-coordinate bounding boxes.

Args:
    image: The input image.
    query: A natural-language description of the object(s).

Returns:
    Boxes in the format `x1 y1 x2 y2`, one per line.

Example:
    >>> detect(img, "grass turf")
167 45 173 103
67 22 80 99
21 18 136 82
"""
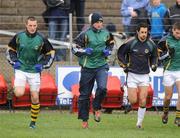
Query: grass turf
0 110 180 138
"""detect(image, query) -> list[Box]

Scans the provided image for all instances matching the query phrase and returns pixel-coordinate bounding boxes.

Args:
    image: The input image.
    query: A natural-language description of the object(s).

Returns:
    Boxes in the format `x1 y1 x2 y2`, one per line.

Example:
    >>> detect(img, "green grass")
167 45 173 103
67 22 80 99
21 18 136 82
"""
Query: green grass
0 110 180 138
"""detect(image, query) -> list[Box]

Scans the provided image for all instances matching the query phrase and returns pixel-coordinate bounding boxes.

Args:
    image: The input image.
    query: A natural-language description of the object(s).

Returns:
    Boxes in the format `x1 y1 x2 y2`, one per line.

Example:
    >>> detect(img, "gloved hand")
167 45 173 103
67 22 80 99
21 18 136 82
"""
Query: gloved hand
103 49 111 57
151 65 157 72
84 48 93 55
13 61 21 69
34 64 43 72
123 67 128 73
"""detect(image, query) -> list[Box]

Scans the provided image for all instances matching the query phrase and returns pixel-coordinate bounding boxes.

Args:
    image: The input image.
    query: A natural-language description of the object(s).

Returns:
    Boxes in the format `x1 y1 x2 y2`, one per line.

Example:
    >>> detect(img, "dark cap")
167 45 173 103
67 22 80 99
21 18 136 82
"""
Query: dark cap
89 12 103 25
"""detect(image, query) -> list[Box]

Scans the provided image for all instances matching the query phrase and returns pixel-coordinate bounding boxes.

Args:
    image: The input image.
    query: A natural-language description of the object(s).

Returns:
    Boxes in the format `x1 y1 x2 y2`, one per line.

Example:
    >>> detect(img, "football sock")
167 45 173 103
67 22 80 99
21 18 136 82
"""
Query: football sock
163 99 170 114
176 110 180 119
163 106 169 114
137 106 146 125
31 103 40 123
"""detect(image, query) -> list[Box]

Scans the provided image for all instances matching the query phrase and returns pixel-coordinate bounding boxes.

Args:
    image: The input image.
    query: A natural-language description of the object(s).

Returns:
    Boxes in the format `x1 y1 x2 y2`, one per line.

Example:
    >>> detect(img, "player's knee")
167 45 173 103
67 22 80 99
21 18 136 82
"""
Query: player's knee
96 87 107 96
128 97 137 104
15 92 24 97
14 89 24 97
78 95 90 101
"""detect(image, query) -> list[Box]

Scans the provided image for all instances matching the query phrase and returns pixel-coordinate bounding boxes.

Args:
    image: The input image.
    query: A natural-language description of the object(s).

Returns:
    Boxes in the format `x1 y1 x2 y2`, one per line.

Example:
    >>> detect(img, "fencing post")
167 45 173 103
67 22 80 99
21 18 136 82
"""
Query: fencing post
69 13 73 65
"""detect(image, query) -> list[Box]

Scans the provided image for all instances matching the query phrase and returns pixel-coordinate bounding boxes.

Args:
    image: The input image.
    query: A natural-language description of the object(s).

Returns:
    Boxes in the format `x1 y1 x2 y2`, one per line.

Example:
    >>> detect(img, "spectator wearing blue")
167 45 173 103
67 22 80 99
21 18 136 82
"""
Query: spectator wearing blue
72 12 114 129
42 0 71 61
120 0 150 37
70 0 85 34
149 0 167 44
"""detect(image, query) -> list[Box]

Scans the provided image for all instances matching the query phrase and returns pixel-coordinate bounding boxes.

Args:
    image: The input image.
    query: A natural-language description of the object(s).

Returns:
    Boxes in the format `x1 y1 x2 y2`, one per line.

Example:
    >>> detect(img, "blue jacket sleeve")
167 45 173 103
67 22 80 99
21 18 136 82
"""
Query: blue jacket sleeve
120 0 131 17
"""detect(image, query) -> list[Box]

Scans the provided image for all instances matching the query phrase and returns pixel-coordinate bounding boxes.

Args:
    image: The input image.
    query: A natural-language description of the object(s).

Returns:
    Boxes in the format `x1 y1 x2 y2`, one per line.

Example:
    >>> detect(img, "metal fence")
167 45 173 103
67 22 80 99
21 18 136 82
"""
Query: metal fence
0 13 178 85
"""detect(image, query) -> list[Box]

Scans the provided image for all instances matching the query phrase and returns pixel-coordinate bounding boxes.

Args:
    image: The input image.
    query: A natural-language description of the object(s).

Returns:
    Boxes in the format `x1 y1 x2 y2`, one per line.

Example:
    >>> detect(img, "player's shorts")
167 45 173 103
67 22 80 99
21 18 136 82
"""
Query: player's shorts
14 69 40 92
163 70 180 86
127 72 150 88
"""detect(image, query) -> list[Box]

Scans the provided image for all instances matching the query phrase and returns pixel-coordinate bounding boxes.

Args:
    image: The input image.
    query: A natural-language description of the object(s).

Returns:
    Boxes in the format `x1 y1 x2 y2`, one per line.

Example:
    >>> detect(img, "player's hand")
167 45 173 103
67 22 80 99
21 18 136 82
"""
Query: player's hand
103 49 111 57
84 48 93 55
151 65 157 72
123 67 128 73
34 64 43 72
13 61 21 69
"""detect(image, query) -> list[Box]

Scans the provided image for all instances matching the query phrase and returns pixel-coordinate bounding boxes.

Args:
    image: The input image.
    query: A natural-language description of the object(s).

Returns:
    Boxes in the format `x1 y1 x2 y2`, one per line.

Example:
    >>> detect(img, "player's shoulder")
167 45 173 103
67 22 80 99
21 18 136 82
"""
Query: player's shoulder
15 31 25 37
147 38 156 46
36 32 45 38
36 32 49 43
124 36 136 44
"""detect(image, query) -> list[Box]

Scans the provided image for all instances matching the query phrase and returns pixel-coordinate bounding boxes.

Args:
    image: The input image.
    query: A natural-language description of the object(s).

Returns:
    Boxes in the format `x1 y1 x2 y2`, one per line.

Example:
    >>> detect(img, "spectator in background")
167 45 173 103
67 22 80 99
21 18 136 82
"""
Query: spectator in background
72 12 114 129
6 16 55 129
42 0 71 61
164 0 180 32
158 22 180 127
117 23 158 129
149 0 167 44
120 0 150 37
71 0 85 34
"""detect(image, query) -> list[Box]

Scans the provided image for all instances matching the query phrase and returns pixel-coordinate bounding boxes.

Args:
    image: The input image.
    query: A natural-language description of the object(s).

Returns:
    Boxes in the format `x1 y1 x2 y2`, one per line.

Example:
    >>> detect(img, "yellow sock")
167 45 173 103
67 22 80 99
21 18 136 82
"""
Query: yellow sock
163 106 169 114
163 99 170 114
31 103 40 123
176 110 180 119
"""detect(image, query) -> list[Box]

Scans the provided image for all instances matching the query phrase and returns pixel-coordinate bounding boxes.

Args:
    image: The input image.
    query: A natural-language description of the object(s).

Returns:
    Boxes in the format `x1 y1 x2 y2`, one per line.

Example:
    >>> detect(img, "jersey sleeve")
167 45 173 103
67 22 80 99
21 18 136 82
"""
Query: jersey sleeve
72 31 87 57
117 39 131 68
6 34 18 65
40 37 55 69
149 40 158 66
105 32 115 51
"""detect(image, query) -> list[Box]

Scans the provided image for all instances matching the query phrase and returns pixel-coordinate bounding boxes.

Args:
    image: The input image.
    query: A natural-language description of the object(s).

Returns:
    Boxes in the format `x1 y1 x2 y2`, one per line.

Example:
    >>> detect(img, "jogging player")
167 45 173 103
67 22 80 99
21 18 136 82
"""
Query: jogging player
117 22 158 129
159 22 180 127
6 16 55 129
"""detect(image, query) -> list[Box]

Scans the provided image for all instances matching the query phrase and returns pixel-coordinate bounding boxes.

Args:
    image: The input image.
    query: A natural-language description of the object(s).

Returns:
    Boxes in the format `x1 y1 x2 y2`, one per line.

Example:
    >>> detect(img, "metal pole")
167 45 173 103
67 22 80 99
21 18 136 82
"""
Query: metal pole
69 13 73 65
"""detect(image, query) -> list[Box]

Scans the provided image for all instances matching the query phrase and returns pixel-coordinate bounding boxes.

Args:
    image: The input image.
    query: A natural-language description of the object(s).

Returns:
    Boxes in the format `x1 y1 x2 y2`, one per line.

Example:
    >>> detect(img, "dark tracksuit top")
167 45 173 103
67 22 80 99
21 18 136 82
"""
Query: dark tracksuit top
117 36 158 74
6 31 55 73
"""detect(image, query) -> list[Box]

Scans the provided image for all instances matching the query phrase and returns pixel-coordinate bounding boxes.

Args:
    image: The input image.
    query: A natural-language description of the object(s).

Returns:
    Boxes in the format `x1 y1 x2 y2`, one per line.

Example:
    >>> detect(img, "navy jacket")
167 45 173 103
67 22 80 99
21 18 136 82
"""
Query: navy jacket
117 36 158 74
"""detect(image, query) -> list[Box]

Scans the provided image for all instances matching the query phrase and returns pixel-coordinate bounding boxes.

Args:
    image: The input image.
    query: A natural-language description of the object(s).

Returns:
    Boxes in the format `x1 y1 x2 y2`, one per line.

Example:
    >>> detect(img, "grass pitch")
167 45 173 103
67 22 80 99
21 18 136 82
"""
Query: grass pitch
0 110 180 138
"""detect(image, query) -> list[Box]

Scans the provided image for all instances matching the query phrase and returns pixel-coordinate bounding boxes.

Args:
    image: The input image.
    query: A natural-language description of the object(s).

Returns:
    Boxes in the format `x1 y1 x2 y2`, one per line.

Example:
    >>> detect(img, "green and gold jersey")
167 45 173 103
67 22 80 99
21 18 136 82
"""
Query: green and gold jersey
164 35 180 71
7 31 55 73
